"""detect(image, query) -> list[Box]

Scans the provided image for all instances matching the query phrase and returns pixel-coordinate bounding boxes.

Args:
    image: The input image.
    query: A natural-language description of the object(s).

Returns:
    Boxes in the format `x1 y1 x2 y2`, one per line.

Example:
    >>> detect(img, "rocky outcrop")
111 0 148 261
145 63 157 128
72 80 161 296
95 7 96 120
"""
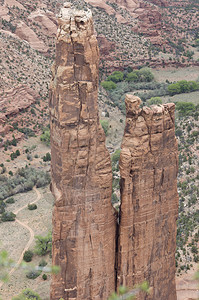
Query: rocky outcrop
118 95 179 300
49 3 116 300
50 4 179 300
28 10 57 37
0 85 38 135
15 21 47 53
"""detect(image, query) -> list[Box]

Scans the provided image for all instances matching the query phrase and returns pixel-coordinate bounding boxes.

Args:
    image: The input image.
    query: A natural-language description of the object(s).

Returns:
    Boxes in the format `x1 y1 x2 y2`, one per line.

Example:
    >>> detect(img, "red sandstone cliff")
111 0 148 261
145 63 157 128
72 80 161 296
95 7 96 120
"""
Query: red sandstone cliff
50 4 179 300
49 3 116 299
118 95 179 300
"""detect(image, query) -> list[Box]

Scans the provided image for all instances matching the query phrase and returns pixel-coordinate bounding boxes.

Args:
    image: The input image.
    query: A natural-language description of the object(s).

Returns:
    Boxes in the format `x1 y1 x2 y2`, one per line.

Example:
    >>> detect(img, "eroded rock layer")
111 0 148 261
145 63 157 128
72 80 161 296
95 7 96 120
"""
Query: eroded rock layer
49 4 116 300
118 95 179 300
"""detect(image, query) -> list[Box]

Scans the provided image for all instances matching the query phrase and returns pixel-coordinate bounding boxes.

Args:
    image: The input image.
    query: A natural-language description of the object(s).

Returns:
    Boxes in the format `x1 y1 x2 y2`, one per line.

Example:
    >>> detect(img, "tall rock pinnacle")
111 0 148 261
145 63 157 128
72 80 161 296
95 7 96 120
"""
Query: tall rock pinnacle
50 3 179 300
118 95 179 300
49 3 116 299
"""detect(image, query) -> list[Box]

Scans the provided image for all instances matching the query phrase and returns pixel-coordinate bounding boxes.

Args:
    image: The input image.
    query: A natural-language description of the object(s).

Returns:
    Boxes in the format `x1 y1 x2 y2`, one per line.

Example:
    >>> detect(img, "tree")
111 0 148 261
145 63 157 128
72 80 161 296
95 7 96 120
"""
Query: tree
168 83 181 96
101 80 116 90
23 250 33 262
139 68 154 82
107 71 124 83
34 232 52 256
147 97 162 105
1 212 16 222
125 72 138 82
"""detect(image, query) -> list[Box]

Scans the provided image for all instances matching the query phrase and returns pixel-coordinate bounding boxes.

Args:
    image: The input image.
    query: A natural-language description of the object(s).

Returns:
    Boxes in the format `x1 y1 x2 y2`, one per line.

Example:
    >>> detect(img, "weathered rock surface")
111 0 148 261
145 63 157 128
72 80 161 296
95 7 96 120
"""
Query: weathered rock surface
15 21 47 53
0 85 38 135
118 95 179 300
50 4 116 300
28 10 57 37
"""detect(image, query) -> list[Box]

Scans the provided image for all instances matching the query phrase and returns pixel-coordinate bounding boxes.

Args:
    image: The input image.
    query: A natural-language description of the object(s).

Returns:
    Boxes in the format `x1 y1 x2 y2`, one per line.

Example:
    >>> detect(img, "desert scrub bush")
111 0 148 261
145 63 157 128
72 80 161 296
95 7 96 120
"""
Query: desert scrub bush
42 152 51 162
100 120 109 136
12 288 41 300
1 212 16 222
0 200 6 214
0 166 50 200
39 259 47 267
176 102 196 117
40 128 50 146
146 97 162 106
42 273 47 280
5 197 15 204
26 269 41 279
28 203 37 210
35 232 52 256
111 193 119 205
23 250 33 262
18 127 35 137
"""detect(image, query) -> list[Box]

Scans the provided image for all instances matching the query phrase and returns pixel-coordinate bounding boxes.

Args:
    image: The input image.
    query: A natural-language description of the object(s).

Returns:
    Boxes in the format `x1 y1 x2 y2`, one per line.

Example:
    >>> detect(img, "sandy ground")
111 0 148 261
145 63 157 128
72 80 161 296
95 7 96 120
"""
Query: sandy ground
153 66 199 83
0 186 54 300
176 266 199 300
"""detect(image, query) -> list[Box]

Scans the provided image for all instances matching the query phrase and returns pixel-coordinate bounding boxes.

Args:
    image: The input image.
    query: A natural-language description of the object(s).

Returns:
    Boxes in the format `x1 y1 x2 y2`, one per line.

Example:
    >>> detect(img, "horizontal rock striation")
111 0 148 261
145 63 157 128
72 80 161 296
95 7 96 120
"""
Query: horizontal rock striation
118 95 179 300
49 3 116 300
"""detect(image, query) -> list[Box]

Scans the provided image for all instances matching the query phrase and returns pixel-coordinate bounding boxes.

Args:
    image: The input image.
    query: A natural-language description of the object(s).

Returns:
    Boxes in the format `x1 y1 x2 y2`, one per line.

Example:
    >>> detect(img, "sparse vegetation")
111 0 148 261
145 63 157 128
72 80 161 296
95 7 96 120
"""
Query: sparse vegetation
34 232 52 256
1 211 16 222
23 250 34 262
28 203 37 210
0 166 50 201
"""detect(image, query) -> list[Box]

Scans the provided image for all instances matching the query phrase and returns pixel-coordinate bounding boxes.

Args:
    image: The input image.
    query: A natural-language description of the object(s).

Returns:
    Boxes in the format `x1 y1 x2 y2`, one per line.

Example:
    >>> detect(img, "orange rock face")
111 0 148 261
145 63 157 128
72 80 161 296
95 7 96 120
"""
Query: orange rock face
0 85 39 136
50 5 179 300
49 3 116 300
118 95 179 300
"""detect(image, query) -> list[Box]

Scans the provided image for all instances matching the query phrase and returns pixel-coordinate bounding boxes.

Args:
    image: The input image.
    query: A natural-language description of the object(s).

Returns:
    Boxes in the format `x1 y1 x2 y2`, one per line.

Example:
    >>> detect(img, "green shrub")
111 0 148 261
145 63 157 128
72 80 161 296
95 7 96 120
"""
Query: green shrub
101 80 116 90
111 149 121 164
40 129 50 146
23 250 33 262
147 97 162 105
125 71 138 82
5 197 15 204
107 71 124 83
167 83 181 95
28 204 37 210
1 212 16 222
0 201 6 214
111 193 119 204
176 102 195 116
16 150 20 156
35 232 52 256
26 270 41 279
12 288 41 300
39 259 47 267
100 120 109 136
42 152 51 162
42 274 47 280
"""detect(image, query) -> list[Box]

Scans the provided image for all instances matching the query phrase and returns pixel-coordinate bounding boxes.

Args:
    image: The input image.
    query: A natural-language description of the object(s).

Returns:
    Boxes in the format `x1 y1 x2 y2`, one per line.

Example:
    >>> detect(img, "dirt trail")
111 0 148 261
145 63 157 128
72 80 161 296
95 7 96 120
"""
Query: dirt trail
0 187 41 288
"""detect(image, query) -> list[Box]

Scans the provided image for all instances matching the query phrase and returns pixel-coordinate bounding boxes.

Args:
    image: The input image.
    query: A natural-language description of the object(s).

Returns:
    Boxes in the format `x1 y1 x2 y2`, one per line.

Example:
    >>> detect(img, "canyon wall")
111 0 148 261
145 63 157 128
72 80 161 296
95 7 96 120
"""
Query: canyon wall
118 95 179 300
50 4 178 300
49 3 116 299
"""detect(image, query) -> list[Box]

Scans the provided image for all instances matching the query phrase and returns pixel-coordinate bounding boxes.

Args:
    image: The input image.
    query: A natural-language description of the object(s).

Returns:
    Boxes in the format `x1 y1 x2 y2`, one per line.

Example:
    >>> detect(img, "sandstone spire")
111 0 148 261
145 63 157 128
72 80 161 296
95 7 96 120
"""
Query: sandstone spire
118 95 179 300
49 3 116 299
